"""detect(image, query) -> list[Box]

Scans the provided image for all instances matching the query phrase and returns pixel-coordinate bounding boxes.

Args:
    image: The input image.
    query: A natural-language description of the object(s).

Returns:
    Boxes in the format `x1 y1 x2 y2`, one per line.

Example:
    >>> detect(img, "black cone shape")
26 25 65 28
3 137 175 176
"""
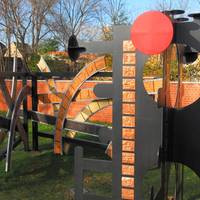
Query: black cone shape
68 35 86 62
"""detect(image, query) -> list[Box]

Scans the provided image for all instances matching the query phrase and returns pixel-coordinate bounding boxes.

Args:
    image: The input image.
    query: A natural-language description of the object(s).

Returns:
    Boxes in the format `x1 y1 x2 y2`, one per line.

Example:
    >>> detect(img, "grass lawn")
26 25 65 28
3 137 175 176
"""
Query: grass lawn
0 122 200 199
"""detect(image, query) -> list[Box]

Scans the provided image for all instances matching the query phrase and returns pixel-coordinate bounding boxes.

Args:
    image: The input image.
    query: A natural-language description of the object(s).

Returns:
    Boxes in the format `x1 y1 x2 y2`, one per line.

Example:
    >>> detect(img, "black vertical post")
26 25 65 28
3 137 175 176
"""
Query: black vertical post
75 146 83 200
32 75 38 151
112 27 123 200
22 76 29 151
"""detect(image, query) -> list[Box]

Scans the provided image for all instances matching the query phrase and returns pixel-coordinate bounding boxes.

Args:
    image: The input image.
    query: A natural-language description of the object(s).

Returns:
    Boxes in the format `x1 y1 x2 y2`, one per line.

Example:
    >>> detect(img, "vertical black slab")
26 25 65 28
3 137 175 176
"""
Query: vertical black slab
135 52 163 199
167 99 200 177
22 77 29 151
75 147 84 200
32 75 39 150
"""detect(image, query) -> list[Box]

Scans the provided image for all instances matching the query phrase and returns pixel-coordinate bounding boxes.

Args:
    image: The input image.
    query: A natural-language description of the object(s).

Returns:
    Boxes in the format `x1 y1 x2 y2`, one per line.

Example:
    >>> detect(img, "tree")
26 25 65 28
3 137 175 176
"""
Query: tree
0 0 56 60
0 0 17 59
49 0 99 49
29 0 57 53
96 0 130 40
103 0 129 25
156 0 190 11
38 39 60 54
2 0 32 61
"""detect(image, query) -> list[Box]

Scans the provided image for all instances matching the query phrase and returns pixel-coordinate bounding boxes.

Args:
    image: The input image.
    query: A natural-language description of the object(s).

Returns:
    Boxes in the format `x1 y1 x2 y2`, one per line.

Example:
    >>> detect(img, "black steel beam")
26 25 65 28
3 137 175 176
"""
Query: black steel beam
0 72 112 79
32 76 39 150
38 132 107 149
28 111 112 138
0 111 112 143
22 78 29 151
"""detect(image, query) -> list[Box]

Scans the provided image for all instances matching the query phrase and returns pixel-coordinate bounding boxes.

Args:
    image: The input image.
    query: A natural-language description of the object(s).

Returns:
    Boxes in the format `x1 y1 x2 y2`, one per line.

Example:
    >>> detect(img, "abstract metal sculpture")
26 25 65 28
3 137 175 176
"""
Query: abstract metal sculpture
131 10 200 200
74 10 200 200
0 8 200 200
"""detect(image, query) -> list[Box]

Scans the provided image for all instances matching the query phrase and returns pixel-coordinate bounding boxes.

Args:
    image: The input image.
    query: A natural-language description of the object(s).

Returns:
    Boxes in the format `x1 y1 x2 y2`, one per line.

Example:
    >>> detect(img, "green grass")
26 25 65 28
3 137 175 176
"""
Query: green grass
0 122 112 200
142 166 200 200
0 122 200 199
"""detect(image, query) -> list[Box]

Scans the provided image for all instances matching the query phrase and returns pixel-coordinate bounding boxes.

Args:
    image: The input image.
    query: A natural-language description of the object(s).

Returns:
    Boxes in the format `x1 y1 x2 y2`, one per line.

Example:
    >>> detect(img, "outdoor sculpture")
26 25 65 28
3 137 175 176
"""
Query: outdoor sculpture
74 10 200 200
131 10 200 200
0 8 200 200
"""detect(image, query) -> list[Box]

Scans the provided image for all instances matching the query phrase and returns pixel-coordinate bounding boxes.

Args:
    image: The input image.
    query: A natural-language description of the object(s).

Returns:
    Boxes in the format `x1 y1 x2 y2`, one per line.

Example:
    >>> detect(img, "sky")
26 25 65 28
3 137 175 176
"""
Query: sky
126 0 200 20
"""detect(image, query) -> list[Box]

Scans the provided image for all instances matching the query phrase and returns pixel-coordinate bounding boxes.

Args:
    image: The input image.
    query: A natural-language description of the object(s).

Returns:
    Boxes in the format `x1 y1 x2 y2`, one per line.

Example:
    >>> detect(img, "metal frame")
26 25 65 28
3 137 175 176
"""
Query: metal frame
74 25 133 200
135 53 163 199
0 71 112 165
1 10 200 199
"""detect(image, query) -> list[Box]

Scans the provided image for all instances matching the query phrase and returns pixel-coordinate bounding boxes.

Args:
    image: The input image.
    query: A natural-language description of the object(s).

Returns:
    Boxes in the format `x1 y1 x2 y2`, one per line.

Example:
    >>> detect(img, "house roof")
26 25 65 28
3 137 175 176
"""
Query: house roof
4 42 32 58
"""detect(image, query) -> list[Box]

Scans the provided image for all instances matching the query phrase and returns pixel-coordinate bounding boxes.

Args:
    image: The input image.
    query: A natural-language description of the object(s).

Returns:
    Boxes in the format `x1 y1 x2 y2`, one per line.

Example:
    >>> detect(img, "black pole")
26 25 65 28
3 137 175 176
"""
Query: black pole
32 75 38 151
161 107 170 200
22 77 29 151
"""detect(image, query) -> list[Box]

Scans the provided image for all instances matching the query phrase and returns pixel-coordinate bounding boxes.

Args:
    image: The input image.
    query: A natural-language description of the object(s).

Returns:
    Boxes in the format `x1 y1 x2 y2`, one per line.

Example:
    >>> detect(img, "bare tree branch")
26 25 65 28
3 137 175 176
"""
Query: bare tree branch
49 0 99 49
156 0 190 11
96 0 129 40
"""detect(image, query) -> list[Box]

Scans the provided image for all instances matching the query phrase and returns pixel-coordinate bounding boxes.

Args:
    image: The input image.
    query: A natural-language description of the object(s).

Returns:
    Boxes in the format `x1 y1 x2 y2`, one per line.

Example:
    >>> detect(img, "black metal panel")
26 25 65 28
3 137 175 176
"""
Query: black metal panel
174 20 200 52
166 99 200 177
83 159 112 172
38 132 108 149
93 84 113 99
99 127 112 144
75 147 84 200
80 41 114 54
0 72 112 80
29 111 112 140
74 146 112 200
135 52 163 200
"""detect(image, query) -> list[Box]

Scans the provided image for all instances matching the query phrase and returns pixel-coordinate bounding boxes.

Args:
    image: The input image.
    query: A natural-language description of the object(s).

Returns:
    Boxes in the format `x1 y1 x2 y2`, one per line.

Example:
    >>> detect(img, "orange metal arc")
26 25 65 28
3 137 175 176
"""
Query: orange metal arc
54 56 108 154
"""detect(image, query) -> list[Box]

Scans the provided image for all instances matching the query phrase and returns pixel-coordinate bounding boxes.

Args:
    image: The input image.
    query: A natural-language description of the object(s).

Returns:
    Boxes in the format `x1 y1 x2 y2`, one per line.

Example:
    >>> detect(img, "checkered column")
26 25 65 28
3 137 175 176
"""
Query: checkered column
121 41 136 200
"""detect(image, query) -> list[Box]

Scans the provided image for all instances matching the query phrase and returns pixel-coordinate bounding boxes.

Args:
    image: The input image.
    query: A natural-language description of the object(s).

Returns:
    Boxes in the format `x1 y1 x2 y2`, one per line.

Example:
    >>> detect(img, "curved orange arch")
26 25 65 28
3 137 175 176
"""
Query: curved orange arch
54 56 108 154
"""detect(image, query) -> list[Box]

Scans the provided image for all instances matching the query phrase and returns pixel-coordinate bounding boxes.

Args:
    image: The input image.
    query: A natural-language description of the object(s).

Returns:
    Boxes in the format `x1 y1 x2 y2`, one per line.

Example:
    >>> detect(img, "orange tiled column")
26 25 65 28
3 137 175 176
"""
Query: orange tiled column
122 41 136 200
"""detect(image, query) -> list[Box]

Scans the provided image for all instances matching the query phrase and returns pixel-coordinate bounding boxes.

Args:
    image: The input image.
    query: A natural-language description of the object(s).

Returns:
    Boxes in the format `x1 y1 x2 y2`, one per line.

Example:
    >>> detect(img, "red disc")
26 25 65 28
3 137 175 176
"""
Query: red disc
131 11 173 55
